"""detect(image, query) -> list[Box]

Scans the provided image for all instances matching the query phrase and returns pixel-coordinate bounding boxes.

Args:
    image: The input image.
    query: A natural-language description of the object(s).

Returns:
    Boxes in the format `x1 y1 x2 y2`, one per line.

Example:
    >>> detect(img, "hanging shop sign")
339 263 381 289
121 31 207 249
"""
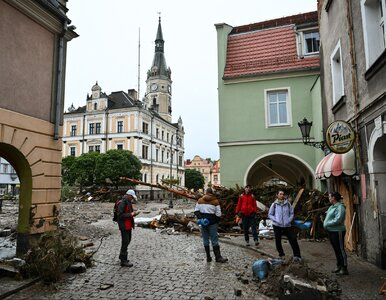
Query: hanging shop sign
325 120 356 153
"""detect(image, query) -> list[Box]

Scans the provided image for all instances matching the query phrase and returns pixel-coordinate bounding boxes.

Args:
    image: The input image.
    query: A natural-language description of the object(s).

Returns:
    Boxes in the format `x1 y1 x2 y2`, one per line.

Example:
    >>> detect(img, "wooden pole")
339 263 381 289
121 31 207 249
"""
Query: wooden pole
258 161 297 187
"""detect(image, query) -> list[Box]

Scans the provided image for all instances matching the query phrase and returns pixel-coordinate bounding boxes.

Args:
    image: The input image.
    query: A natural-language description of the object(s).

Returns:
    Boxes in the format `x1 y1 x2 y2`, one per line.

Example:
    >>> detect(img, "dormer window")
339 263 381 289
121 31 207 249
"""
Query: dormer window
303 31 320 55
297 28 320 56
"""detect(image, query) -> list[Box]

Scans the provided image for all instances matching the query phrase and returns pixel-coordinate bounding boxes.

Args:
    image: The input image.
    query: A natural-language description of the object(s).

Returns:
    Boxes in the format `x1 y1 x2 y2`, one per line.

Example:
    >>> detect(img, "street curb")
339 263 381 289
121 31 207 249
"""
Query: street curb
0 277 40 300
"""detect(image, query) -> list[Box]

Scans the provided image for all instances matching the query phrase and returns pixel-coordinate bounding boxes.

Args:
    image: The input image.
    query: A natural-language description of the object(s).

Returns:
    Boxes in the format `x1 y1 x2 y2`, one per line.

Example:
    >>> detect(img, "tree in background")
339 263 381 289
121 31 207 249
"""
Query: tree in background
61 150 142 189
95 150 142 188
185 169 205 191
73 152 100 187
61 156 77 186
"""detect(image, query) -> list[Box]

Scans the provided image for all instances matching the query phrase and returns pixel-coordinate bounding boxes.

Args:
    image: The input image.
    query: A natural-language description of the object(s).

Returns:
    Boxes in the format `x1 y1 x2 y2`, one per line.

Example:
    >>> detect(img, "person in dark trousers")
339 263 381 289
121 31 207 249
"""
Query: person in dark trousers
323 191 348 275
236 185 260 246
268 190 301 262
118 189 139 267
194 188 228 263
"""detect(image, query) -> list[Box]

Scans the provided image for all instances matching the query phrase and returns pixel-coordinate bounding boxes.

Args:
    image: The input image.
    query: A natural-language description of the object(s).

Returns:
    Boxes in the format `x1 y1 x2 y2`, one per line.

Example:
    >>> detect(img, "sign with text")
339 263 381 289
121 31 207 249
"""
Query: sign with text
325 120 356 153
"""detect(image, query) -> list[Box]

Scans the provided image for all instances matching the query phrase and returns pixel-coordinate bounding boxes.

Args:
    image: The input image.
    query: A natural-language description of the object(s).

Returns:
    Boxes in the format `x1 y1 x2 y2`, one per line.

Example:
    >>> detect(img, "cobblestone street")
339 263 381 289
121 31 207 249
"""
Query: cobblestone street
10 221 266 300
2 201 386 300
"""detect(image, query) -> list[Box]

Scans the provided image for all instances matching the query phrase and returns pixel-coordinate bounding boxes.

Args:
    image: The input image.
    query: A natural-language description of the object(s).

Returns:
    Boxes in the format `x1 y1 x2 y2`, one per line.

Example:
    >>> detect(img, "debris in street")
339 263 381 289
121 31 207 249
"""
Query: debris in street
98 283 114 290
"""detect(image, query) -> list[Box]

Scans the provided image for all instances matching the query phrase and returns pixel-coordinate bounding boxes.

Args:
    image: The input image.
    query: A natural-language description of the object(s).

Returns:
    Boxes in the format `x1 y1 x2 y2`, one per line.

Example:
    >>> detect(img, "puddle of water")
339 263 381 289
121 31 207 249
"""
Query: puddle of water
0 237 16 260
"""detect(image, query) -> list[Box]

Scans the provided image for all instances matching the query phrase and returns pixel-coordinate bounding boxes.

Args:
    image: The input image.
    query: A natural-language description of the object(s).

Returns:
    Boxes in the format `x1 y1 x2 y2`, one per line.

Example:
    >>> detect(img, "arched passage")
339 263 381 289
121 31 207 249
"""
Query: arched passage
245 152 315 188
0 143 32 255
368 122 386 268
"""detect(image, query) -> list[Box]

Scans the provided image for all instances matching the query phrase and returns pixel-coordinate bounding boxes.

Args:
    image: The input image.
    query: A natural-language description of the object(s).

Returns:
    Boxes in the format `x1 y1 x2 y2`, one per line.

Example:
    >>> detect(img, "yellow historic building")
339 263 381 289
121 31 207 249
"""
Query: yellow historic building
62 18 184 199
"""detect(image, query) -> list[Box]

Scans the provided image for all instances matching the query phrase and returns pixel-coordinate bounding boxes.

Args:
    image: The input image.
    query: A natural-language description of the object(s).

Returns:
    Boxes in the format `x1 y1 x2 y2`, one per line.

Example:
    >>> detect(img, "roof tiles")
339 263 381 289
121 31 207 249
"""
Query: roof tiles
224 11 320 79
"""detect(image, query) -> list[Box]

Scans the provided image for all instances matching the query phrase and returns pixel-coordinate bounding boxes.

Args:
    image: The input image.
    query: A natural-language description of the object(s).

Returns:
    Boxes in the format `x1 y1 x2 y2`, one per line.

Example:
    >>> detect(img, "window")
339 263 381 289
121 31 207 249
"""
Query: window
156 128 159 138
71 125 77 136
142 122 149 134
167 133 169 142
70 147 76 156
161 131 164 140
214 175 218 181
89 146 94 153
3 165 7 173
330 41 344 105
142 145 148 159
161 150 164 162
96 123 101 134
89 123 94 134
303 31 320 55
179 155 182 167
94 103 97 110
156 149 159 162
361 0 386 67
143 173 147 183
95 145 100 153
117 144 123 150
266 89 291 126
117 121 123 133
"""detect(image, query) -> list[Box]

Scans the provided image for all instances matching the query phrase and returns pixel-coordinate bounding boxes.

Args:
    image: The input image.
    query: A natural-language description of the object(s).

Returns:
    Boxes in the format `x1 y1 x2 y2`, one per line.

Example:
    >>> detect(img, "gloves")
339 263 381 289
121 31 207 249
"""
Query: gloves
197 218 209 226
194 211 203 219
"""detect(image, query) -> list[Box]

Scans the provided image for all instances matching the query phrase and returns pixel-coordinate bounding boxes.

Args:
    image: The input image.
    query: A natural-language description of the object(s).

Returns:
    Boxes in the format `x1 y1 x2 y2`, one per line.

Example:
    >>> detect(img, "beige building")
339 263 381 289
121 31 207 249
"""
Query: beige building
62 18 185 199
185 155 221 188
0 0 77 255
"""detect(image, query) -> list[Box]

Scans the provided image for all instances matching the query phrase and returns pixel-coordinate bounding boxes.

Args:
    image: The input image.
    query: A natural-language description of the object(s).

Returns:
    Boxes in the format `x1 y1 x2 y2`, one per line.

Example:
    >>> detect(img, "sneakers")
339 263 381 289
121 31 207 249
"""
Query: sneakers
245 241 250 246
120 260 133 267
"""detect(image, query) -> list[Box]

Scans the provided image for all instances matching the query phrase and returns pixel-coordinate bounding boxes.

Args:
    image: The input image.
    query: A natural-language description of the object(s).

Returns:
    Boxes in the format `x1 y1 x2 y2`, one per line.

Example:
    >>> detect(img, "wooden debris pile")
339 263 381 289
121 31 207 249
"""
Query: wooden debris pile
120 178 330 238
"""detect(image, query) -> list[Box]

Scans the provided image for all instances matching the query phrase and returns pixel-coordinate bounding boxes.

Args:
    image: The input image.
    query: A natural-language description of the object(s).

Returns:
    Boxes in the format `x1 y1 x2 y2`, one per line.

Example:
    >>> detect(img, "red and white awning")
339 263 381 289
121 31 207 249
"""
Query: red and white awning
315 149 356 179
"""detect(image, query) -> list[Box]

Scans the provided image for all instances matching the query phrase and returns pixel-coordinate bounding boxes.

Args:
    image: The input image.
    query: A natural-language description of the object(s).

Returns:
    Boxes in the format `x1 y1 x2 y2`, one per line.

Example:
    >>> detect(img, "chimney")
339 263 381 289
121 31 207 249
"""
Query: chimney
128 89 138 100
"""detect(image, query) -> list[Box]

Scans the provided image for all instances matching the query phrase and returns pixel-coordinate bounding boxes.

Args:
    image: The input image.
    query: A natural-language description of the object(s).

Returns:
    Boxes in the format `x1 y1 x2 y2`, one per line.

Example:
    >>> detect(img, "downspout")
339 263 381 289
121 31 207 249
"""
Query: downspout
82 114 85 154
54 20 67 140
345 0 362 174
105 109 109 151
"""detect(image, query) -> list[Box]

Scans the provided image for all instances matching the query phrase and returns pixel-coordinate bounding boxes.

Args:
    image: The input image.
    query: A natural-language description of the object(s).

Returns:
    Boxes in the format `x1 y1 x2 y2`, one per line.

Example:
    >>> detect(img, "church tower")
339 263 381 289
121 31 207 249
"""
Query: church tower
145 17 172 122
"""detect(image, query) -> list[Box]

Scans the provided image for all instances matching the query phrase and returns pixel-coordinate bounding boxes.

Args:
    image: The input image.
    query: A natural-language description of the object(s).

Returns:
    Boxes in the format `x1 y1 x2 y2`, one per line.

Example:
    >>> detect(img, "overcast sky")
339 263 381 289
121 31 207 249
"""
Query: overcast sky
65 0 317 160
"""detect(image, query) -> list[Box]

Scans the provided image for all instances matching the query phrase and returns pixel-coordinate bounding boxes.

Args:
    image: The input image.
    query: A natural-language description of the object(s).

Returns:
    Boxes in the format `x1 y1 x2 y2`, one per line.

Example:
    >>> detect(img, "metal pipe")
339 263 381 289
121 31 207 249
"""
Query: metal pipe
54 20 67 140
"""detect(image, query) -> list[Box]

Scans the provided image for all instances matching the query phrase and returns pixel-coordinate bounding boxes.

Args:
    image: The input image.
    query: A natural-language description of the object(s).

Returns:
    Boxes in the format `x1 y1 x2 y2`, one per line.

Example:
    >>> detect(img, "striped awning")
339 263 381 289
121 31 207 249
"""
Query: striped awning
315 149 356 179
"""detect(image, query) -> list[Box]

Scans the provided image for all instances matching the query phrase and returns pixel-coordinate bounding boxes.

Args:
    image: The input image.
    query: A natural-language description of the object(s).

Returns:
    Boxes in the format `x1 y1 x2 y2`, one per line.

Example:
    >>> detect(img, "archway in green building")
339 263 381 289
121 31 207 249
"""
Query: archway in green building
245 152 315 189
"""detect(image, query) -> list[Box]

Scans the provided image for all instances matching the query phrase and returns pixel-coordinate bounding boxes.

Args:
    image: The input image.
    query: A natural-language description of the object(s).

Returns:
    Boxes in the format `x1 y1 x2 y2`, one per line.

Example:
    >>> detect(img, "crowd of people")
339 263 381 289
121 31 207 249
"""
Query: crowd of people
115 186 348 276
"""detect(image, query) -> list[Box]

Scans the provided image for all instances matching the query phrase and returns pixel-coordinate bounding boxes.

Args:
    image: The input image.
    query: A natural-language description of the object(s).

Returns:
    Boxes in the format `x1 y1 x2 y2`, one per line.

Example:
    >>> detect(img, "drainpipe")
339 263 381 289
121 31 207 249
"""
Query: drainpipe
105 109 109 151
345 0 362 174
82 114 85 154
54 20 67 140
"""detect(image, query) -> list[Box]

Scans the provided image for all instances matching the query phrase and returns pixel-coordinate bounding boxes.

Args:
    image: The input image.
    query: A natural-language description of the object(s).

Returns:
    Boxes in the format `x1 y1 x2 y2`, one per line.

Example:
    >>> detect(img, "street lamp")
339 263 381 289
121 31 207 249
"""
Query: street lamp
297 118 326 150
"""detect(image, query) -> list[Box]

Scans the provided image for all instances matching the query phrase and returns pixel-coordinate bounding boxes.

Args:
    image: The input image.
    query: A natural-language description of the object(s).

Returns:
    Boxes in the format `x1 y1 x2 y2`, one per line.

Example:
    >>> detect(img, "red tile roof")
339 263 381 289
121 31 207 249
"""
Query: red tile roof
223 11 320 79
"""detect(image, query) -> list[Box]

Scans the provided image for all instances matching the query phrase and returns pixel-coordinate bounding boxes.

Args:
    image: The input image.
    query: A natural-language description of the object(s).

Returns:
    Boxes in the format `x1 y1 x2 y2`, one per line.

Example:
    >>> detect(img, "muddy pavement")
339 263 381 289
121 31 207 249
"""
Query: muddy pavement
9 200 270 300
2 200 386 299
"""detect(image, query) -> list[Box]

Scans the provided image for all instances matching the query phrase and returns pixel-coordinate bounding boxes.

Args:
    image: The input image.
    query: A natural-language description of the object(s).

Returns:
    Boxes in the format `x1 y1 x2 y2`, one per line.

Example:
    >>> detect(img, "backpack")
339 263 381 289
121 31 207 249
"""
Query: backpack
272 201 291 217
112 199 122 222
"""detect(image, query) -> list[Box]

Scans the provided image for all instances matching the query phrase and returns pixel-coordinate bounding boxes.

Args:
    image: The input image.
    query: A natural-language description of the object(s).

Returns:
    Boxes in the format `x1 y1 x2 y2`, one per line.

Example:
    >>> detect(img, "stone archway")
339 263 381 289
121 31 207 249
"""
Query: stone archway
368 121 386 268
244 152 315 188
0 108 62 256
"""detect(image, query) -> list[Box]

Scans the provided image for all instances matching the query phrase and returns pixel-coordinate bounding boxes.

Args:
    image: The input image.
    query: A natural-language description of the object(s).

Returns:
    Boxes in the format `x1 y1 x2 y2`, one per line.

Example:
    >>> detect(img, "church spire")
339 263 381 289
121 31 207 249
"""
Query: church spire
148 16 171 80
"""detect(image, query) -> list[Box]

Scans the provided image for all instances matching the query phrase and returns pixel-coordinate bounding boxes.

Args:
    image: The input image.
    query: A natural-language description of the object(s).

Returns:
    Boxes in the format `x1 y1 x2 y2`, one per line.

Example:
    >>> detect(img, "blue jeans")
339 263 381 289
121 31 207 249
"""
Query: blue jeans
200 223 219 247
242 215 259 242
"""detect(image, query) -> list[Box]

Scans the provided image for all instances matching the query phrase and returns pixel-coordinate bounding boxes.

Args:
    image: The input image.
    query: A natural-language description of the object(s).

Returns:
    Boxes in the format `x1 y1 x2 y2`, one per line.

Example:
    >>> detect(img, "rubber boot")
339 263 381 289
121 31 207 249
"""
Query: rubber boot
337 266 348 275
120 253 133 267
213 245 228 263
204 246 212 262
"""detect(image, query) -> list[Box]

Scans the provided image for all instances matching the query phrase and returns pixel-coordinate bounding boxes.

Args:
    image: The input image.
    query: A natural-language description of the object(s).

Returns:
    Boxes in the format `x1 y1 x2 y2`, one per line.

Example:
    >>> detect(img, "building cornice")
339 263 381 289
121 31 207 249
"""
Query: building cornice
218 138 315 147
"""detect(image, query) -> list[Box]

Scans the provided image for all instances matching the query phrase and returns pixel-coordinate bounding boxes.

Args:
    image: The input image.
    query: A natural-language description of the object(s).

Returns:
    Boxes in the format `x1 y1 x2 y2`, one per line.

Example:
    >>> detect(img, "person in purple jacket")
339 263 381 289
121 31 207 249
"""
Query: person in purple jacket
268 190 301 261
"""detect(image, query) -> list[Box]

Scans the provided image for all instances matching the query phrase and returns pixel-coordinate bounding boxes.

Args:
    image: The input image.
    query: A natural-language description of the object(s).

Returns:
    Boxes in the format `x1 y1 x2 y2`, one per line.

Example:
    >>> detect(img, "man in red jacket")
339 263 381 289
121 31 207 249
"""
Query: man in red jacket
118 189 139 267
236 185 259 246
